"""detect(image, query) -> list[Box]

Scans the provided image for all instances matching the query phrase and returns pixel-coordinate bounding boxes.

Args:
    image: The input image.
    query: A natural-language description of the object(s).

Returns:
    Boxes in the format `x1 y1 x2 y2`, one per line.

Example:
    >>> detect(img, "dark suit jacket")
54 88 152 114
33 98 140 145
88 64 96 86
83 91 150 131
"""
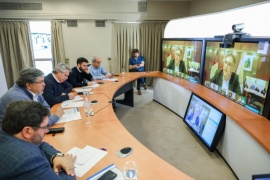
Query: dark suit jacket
167 59 186 74
210 69 242 95
0 129 75 179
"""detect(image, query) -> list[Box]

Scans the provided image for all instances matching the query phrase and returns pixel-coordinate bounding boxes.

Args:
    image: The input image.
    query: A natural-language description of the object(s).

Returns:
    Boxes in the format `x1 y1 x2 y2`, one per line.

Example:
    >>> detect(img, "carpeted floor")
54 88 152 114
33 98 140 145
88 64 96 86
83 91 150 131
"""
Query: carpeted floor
115 87 237 180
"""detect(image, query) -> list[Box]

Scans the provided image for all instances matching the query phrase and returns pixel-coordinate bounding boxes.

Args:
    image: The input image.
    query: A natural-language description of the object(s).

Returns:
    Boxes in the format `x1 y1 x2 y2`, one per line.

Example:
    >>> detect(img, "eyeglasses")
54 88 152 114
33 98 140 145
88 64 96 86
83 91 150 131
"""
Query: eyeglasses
34 80 45 84
31 124 50 130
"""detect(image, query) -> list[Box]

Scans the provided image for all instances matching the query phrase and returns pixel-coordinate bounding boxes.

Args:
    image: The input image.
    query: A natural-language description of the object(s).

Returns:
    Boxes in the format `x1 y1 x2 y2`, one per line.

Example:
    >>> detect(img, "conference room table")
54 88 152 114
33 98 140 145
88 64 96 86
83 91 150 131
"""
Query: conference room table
44 72 194 180
44 71 270 179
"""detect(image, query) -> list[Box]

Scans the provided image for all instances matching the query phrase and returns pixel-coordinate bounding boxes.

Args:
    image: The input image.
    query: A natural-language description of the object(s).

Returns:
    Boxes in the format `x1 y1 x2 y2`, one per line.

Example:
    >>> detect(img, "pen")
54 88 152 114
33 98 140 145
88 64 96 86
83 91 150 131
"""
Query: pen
100 148 107 151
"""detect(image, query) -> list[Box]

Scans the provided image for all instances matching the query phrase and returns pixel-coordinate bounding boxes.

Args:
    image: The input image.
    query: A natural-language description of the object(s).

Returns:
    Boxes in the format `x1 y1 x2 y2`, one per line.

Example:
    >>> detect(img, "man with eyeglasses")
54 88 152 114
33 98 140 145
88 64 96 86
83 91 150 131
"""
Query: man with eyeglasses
0 100 76 179
43 62 75 107
68 57 93 87
0 68 63 127
210 53 241 95
89 56 112 80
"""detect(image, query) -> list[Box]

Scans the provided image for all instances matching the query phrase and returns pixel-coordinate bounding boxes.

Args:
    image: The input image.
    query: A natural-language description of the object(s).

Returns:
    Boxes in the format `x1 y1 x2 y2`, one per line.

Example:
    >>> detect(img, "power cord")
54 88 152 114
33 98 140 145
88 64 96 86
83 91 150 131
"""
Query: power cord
92 92 115 115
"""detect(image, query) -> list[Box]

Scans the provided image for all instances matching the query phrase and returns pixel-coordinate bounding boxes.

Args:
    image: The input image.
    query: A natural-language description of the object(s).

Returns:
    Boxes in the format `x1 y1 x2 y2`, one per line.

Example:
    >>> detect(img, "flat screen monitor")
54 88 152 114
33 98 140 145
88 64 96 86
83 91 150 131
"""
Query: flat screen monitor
183 93 226 152
252 174 270 180
160 38 204 83
203 37 270 117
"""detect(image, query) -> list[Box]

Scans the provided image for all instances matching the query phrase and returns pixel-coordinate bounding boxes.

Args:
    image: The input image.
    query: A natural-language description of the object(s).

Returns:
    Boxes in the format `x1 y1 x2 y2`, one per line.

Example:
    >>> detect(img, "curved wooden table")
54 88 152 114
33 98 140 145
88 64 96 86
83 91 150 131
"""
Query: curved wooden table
44 72 193 180
44 71 270 179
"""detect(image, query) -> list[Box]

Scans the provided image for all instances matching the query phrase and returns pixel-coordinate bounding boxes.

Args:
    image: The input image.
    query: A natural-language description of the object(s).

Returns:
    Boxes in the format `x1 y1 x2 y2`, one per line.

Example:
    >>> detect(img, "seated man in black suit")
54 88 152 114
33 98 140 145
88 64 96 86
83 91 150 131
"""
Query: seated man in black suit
210 53 241 95
68 57 93 87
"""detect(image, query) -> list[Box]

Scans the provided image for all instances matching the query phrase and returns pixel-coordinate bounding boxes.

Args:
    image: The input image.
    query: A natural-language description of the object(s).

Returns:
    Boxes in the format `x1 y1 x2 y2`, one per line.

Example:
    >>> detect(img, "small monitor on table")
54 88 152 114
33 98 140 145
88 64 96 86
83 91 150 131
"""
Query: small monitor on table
183 93 226 152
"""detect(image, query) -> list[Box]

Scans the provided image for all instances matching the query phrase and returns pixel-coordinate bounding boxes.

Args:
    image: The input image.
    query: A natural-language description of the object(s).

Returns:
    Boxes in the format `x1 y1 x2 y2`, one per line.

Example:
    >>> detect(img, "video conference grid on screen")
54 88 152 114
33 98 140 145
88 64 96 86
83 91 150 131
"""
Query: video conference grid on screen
160 38 270 118
161 39 203 83
203 41 270 115
184 94 225 151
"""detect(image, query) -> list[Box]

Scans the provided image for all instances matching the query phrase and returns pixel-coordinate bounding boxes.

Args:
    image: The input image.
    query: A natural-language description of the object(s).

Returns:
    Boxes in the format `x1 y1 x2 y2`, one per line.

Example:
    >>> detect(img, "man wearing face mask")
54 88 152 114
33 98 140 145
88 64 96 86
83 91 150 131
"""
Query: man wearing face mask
68 57 93 87
0 68 63 127
210 53 241 95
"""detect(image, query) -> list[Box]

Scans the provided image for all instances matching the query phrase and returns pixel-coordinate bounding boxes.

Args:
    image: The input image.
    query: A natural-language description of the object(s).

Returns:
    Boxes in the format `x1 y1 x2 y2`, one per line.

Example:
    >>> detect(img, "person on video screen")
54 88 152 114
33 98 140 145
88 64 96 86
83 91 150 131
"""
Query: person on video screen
167 48 187 74
187 102 202 127
210 53 241 95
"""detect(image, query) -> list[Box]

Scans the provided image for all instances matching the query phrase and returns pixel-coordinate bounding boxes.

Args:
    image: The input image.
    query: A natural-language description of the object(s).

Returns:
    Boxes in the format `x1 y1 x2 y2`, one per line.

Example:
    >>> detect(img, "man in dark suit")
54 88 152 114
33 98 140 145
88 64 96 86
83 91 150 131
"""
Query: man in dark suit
0 100 76 179
167 48 187 74
210 54 242 95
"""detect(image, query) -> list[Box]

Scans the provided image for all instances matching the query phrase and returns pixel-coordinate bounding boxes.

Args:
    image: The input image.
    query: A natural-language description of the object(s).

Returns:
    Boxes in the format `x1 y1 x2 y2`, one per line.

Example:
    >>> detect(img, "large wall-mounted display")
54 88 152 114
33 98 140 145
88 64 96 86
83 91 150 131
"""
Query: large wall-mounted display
160 38 204 83
203 38 270 117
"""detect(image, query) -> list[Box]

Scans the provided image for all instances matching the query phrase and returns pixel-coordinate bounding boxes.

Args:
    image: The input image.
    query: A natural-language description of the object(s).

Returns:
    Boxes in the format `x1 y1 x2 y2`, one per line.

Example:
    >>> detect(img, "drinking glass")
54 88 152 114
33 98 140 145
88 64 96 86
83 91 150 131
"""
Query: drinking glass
121 68 126 77
83 86 91 98
123 161 138 180
83 99 92 125
91 77 96 89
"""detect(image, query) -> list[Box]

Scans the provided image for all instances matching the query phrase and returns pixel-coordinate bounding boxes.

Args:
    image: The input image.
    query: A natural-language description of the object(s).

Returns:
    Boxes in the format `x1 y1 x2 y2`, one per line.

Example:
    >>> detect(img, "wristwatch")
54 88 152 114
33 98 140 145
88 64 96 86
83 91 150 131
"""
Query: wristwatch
51 152 64 164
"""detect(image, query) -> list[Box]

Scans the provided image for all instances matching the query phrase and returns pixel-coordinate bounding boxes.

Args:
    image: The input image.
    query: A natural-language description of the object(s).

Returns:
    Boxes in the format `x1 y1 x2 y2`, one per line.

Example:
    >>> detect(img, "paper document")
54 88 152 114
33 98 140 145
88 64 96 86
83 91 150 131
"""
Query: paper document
86 164 124 180
61 96 84 108
103 78 118 82
74 88 83 93
72 95 84 101
66 145 108 178
56 108 81 124
61 101 84 108
91 84 99 88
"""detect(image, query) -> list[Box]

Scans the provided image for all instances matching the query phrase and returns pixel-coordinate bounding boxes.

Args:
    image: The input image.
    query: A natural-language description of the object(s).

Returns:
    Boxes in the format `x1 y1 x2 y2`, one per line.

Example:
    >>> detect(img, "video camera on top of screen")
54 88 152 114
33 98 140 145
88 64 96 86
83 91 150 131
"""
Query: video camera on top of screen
219 23 250 48
232 23 245 32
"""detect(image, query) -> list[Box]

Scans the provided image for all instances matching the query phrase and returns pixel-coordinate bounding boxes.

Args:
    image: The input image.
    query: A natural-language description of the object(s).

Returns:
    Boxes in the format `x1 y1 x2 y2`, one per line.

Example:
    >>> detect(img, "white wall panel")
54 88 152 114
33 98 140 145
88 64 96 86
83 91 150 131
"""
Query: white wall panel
153 78 191 117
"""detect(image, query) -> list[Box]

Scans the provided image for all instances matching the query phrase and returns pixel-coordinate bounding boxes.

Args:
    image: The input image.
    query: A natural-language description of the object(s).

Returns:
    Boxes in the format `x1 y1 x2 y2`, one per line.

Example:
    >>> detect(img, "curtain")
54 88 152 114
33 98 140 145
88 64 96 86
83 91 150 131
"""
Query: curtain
113 22 167 85
51 21 66 67
0 21 33 88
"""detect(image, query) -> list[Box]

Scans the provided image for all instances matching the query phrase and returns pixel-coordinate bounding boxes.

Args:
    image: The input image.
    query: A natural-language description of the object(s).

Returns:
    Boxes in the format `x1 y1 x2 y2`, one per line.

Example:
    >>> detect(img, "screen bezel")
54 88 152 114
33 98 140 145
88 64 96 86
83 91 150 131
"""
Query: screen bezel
252 173 270 180
183 93 226 152
160 38 205 84
202 37 270 119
